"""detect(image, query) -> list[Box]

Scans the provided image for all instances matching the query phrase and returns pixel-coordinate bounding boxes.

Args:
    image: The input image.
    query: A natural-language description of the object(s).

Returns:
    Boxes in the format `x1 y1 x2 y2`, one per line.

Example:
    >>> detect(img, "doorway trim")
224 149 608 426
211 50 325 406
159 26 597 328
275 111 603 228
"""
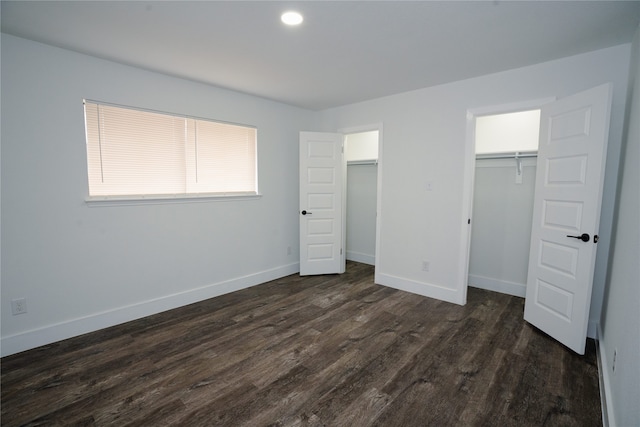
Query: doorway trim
459 98 555 302
339 123 383 274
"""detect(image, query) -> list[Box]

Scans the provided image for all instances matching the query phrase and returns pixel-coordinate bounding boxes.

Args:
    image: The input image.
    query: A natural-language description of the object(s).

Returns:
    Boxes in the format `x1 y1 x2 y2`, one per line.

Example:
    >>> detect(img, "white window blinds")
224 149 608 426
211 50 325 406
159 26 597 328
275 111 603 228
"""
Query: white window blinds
84 101 257 197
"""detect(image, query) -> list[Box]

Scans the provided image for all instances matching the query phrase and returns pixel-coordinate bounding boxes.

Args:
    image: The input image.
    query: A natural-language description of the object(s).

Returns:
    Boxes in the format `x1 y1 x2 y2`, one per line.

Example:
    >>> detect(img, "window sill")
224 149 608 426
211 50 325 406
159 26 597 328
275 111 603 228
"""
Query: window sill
85 193 262 207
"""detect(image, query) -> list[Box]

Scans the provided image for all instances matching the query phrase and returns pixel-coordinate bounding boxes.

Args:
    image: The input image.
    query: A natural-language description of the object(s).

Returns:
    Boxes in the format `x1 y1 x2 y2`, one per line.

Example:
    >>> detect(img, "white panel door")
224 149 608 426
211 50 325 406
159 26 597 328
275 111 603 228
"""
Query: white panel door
299 132 345 276
524 83 612 354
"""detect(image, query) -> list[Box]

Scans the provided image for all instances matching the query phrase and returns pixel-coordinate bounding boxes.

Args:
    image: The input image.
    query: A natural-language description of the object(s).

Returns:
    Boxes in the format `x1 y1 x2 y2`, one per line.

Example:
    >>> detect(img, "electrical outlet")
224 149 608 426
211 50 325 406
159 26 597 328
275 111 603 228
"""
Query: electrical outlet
612 348 617 373
422 261 430 272
287 246 292 256
11 298 27 315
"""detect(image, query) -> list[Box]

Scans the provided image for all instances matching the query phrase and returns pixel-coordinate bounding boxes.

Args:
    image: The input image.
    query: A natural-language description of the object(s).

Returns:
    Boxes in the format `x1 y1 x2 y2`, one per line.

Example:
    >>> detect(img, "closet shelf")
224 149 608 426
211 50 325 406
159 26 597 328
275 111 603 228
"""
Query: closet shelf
475 151 537 160
347 159 378 165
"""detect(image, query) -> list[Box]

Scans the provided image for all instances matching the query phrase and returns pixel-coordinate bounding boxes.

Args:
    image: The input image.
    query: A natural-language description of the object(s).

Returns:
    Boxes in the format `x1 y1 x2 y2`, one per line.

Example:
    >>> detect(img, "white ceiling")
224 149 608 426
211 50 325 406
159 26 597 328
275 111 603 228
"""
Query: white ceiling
2 1 640 110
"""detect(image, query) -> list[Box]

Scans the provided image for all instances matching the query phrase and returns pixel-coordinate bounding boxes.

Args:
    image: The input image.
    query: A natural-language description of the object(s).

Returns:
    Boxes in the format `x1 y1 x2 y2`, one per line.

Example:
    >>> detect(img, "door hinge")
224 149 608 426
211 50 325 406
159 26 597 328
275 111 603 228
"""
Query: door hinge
340 248 343 255
468 218 471 224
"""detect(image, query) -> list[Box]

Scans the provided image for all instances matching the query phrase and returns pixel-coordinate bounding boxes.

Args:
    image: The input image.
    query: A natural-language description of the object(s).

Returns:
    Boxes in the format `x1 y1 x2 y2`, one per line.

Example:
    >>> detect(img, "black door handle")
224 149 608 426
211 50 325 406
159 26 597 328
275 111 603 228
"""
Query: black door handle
301 210 312 215
567 233 590 242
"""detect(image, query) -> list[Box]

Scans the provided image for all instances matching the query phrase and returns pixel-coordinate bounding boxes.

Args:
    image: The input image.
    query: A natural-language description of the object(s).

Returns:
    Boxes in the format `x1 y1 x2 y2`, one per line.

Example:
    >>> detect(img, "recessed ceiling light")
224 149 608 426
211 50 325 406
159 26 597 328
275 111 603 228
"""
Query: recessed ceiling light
281 11 303 26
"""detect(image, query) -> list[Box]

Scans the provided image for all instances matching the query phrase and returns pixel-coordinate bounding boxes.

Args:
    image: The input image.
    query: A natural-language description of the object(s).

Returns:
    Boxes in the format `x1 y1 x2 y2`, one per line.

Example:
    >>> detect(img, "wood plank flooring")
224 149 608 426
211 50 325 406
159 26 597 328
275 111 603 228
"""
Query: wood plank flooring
1 262 602 426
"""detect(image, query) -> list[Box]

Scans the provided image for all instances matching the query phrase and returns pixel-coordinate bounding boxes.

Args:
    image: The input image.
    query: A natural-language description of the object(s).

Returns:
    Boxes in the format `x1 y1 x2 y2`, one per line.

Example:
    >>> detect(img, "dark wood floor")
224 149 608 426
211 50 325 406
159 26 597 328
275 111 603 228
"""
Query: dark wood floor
1 262 601 426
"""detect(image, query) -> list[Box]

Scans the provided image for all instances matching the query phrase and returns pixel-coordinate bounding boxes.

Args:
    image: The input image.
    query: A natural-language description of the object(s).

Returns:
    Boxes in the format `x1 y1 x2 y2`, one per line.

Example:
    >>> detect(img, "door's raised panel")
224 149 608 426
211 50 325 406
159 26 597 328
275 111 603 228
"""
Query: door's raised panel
546 155 587 185
308 219 334 236
542 200 583 233
535 279 573 321
539 240 579 278
308 167 335 185
308 243 335 261
548 107 591 142
308 140 336 159
307 193 334 210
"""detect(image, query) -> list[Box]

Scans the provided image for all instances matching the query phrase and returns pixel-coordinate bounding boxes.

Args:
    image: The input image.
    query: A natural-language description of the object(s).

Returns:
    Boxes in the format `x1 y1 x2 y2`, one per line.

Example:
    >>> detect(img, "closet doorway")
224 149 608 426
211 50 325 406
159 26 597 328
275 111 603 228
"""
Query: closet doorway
299 125 382 276
344 130 379 266
468 109 541 297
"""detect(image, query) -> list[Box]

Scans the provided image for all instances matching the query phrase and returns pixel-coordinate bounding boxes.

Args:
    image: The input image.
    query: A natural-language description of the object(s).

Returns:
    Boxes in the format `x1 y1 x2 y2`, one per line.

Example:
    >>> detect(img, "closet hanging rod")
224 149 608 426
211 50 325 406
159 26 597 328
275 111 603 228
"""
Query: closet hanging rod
347 159 378 166
475 151 537 160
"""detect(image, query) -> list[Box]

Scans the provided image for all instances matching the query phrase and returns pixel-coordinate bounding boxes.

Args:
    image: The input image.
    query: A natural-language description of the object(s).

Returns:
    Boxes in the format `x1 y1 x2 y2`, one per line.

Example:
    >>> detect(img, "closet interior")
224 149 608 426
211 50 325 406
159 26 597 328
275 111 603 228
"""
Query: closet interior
468 109 541 297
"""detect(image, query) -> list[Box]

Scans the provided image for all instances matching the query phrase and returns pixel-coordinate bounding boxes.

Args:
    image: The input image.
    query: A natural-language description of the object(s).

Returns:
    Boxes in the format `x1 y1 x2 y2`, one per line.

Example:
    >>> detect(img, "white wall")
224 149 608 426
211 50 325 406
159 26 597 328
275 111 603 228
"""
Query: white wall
475 110 540 154
0 35 316 356
598 24 640 427
345 130 379 161
318 45 631 325
468 159 536 297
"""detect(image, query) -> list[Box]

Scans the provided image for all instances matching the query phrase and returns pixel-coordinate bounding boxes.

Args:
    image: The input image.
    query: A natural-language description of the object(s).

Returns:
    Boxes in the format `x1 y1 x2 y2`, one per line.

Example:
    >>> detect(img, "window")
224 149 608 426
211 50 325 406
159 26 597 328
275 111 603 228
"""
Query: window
84 101 257 199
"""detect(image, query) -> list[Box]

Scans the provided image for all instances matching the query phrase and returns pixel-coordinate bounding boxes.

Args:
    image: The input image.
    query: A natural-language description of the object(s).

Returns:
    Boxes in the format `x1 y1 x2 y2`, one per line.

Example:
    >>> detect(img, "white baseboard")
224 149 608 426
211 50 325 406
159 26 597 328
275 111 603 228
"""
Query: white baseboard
346 250 375 266
596 324 615 427
1 262 300 357
375 272 463 305
468 274 526 298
